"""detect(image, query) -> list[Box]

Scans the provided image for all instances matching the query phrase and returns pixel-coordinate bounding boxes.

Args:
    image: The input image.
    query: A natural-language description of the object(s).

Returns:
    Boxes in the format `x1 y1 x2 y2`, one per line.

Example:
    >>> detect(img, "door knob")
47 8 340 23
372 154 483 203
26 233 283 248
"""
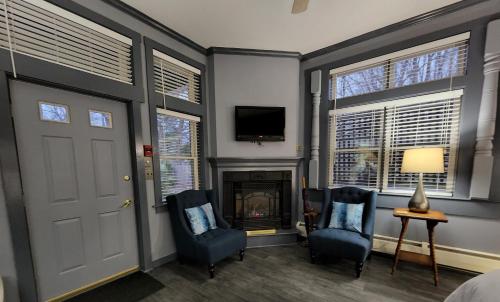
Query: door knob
123 175 131 181
121 199 133 208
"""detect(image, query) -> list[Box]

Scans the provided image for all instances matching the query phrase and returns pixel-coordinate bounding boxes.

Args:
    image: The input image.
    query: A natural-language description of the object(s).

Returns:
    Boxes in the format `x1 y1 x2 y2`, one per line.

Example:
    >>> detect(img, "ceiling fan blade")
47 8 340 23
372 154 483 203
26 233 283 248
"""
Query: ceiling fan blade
291 0 309 14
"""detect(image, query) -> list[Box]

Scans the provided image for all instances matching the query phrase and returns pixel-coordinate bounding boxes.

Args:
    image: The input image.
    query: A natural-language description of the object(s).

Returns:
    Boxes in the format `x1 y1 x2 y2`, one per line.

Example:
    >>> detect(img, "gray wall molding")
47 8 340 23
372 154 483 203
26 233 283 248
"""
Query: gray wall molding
150 252 177 269
207 47 302 59
301 0 491 61
102 0 206 55
208 157 303 168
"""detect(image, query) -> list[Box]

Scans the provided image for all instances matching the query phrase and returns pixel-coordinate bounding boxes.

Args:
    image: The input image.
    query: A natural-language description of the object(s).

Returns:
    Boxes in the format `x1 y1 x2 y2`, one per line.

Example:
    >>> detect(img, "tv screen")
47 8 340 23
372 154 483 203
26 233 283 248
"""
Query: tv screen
235 106 285 141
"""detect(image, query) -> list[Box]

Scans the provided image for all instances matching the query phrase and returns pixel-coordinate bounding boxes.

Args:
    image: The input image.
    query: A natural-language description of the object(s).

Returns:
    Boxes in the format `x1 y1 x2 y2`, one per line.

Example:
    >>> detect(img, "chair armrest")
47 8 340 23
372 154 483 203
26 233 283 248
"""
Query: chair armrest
206 190 231 229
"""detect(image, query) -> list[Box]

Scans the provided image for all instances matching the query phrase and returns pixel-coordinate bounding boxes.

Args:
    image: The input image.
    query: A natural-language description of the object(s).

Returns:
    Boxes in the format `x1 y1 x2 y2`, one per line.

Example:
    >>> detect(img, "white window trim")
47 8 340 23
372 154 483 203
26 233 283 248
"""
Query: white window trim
156 109 200 197
156 108 201 122
329 90 463 116
153 49 201 75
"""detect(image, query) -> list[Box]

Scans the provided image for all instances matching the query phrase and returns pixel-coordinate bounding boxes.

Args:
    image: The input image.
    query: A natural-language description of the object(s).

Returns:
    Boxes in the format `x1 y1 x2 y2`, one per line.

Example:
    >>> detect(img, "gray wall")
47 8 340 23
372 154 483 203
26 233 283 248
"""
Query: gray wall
0 176 20 302
210 54 301 158
301 0 500 254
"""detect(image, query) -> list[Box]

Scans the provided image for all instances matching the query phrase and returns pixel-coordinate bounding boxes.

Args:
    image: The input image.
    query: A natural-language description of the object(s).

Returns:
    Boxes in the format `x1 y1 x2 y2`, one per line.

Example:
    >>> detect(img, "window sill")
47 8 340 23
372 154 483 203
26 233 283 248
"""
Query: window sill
152 203 169 213
378 191 459 200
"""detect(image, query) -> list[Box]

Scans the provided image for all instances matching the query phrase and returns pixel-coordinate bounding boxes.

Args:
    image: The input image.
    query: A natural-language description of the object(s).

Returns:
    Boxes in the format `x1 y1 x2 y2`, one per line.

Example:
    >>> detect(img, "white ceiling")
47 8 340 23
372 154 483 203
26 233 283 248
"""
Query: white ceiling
122 0 461 54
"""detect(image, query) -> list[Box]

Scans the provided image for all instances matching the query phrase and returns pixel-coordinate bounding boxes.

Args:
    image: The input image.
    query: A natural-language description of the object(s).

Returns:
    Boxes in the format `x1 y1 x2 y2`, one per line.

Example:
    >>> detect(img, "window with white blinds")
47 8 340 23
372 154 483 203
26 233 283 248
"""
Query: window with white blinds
0 0 133 84
328 108 384 190
330 33 469 100
328 90 462 196
153 49 201 103
156 108 201 201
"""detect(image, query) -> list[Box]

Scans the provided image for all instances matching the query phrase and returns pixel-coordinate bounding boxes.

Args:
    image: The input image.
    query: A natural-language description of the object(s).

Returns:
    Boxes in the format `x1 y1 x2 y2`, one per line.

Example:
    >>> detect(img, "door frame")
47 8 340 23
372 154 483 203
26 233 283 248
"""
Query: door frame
0 2 152 301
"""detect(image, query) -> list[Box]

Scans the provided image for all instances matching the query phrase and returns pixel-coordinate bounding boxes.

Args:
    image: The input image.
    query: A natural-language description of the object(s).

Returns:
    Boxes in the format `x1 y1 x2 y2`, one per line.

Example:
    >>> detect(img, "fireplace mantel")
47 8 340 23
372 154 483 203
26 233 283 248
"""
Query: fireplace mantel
209 157 303 231
208 157 303 168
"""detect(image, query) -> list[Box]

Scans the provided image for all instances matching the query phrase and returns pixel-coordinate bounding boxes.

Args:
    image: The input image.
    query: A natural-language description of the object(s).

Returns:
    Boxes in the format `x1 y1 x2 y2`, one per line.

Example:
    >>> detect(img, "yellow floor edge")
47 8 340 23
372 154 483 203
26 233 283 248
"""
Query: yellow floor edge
246 229 277 236
46 266 140 302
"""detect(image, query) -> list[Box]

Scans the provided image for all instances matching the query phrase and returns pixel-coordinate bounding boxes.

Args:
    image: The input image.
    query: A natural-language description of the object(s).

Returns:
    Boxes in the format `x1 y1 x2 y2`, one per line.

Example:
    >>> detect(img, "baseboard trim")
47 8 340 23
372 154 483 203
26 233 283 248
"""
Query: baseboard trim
373 234 500 273
151 253 177 269
46 266 139 302
247 242 297 249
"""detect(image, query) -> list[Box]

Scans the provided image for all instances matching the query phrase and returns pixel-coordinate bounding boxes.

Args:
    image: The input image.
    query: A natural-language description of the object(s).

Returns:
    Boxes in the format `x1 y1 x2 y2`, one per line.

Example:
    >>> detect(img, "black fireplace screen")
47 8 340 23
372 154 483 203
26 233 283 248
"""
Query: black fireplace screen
235 183 280 221
233 182 282 229
222 171 292 230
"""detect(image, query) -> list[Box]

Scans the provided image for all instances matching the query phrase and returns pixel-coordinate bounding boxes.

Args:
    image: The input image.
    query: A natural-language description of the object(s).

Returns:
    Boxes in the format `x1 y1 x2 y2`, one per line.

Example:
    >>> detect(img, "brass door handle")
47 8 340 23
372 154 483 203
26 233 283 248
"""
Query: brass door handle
121 199 133 208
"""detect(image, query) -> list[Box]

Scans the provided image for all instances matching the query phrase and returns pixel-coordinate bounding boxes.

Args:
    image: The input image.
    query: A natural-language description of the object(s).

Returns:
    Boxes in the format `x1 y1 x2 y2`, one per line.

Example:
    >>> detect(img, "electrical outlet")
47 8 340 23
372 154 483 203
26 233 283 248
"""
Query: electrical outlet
296 144 303 155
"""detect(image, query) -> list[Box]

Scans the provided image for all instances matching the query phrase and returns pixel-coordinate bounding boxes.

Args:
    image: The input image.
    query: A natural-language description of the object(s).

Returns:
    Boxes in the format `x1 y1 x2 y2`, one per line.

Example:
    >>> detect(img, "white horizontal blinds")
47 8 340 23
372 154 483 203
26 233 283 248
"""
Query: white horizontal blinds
328 107 384 189
153 49 201 104
330 33 469 100
0 0 133 84
389 41 468 88
382 91 462 195
156 108 201 201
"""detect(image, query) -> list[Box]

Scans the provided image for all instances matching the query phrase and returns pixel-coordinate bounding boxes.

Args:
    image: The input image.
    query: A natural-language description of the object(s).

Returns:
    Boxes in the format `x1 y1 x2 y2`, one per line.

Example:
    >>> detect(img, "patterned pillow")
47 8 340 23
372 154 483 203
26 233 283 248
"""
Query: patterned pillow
200 203 217 230
184 203 218 235
328 201 364 233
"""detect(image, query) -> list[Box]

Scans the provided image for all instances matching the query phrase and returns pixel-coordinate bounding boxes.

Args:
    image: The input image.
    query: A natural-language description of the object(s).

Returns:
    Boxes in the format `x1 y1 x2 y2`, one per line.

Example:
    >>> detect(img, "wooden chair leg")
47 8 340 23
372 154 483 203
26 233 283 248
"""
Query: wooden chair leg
309 248 317 264
239 249 245 261
208 264 215 279
356 261 364 278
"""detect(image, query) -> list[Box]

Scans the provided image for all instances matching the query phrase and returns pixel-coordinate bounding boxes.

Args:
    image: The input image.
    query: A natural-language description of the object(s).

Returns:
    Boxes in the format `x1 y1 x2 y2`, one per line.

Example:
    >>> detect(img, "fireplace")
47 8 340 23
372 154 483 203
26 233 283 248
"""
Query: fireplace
223 171 292 230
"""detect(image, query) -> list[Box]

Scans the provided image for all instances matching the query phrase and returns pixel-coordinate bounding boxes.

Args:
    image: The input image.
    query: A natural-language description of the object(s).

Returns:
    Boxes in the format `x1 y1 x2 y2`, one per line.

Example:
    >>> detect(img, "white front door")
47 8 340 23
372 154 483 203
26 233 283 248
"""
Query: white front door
11 81 139 301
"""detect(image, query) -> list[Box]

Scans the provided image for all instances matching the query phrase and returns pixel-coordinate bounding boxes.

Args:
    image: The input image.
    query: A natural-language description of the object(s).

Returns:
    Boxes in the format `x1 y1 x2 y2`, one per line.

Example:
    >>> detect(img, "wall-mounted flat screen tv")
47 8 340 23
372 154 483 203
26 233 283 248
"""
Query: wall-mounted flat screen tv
235 106 285 141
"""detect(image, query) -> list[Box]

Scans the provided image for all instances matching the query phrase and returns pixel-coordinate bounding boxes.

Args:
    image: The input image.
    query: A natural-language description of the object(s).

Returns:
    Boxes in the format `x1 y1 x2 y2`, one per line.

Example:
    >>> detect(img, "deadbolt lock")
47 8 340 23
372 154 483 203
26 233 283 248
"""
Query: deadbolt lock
123 175 131 181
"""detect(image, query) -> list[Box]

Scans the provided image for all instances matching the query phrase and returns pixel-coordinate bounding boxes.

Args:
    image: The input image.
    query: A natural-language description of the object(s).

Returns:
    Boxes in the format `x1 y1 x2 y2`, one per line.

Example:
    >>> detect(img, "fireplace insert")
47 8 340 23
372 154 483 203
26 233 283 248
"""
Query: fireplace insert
223 171 292 230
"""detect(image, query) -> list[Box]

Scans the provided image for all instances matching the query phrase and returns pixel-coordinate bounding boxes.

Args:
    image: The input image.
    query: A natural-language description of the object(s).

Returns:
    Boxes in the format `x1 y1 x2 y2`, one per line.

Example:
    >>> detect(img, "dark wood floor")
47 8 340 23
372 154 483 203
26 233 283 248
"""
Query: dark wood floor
141 244 474 302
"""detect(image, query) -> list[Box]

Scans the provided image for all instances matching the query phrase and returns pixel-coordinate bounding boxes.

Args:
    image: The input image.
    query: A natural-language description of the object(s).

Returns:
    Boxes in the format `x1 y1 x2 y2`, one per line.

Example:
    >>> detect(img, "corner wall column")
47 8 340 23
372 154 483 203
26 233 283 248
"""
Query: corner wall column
309 70 322 188
470 19 500 199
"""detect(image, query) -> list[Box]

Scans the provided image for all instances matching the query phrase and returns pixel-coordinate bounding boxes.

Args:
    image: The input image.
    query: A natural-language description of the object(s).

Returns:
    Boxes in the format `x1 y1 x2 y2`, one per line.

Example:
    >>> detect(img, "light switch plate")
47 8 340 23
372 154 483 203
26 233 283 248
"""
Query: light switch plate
144 158 154 180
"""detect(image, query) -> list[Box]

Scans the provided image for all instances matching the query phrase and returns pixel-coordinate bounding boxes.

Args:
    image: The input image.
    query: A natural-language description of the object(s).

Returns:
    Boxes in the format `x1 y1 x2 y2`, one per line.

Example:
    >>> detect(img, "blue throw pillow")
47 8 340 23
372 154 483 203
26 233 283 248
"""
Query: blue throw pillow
328 201 364 233
185 203 218 235
200 203 217 230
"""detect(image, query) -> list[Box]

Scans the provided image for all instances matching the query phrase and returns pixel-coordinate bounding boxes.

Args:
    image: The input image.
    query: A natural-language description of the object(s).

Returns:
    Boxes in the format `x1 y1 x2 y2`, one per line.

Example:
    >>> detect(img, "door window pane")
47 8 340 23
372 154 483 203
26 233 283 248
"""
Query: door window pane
89 110 112 128
39 102 70 123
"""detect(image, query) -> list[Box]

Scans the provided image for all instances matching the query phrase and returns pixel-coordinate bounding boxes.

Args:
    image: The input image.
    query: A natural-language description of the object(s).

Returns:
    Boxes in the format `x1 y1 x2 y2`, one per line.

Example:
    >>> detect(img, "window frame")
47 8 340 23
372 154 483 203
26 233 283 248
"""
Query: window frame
330 32 470 100
156 108 201 200
144 37 207 210
306 22 488 204
328 90 463 197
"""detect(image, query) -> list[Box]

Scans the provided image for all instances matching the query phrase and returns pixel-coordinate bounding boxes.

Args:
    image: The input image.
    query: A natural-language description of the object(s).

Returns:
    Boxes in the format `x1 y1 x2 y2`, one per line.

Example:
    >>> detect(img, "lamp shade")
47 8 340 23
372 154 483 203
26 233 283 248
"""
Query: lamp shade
401 148 444 173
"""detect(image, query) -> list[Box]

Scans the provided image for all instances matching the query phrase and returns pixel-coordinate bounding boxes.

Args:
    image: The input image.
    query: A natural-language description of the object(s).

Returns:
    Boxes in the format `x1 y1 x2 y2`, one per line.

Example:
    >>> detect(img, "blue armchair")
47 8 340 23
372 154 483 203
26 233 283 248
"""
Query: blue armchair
308 187 377 278
166 190 247 278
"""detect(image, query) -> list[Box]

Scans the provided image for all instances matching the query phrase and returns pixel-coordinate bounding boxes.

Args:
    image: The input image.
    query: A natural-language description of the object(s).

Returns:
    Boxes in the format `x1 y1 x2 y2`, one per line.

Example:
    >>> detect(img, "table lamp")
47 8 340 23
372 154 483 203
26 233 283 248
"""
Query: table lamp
401 147 444 213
